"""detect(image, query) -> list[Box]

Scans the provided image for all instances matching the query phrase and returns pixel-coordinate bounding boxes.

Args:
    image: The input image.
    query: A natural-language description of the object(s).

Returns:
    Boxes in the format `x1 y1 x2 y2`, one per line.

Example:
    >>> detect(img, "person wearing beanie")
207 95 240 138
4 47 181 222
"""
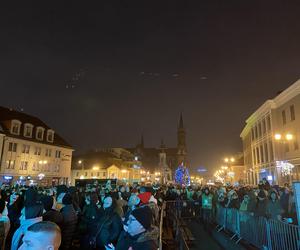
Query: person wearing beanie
58 192 78 250
108 206 158 250
41 195 63 229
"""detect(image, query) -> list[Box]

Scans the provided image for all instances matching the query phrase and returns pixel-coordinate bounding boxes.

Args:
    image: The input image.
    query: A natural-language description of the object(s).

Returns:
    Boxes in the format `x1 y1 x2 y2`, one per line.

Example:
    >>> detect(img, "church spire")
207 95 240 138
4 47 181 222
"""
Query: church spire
179 113 184 129
140 134 144 148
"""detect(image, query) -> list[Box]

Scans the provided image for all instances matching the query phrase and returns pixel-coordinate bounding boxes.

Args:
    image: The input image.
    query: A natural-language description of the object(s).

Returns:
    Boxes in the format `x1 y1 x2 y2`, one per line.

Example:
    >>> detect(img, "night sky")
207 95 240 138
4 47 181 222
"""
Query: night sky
1 1 300 174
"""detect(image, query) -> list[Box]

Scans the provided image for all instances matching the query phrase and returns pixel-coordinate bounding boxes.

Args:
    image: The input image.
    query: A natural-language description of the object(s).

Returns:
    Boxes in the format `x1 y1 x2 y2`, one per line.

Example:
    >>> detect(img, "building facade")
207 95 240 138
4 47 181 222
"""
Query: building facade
71 148 143 185
126 114 188 183
0 106 73 185
241 79 300 185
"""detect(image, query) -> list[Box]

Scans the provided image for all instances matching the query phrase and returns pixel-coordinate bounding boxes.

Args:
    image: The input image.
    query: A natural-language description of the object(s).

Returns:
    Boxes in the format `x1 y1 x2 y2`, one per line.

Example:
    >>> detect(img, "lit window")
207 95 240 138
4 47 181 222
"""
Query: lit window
22 145 30 154
290 105 296 121
24 124 33 137
55 150 61 158
47 130 54 142
11 120 21 135
20 161 28 170
34 147 41 155
8 142 17 152
36 127 45 140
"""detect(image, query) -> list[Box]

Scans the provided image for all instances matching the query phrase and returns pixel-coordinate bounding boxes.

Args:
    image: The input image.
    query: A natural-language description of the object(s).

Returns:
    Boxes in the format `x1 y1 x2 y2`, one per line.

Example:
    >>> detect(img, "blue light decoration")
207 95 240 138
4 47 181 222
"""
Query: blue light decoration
175 163 190 186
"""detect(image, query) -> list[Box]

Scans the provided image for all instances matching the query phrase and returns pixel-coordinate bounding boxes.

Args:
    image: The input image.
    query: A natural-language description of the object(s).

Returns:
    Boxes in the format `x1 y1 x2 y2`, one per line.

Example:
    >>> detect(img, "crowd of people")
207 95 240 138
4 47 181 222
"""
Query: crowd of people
163 178 298 226
0 177 297 250
0 182 163 250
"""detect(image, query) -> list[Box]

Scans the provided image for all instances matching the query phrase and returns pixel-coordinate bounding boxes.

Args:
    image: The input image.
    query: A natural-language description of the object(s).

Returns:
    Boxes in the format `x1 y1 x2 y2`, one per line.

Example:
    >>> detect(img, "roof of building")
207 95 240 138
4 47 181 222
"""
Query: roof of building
0 106 72 148
240 79 300 138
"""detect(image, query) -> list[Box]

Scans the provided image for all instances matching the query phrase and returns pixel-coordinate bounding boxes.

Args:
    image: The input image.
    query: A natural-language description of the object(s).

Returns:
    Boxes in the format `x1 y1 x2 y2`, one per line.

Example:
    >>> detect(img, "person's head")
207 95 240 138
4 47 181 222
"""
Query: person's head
270 191 278 201
103 196 113 209
204 187 209 195
127 206 152 236
243 194 250 202
128 193 140 208
19 221 61 250
41 196 54 212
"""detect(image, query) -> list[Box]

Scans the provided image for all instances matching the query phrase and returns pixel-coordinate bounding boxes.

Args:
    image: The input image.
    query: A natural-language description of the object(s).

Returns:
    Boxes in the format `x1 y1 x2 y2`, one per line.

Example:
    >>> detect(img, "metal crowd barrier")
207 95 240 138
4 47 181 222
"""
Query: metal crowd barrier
215 206 300 250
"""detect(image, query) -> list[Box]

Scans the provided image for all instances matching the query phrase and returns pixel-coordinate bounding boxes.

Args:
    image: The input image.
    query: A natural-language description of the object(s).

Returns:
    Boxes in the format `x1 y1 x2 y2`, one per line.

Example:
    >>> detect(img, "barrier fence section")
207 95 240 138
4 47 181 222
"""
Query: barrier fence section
215 206 300 250
161 200 300 250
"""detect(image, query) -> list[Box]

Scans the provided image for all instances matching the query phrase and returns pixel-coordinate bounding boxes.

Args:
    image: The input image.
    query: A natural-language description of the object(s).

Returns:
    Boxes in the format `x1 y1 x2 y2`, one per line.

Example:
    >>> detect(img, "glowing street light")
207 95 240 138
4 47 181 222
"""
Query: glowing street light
78 160 82 164
286 133 293 141
92 166 99 171
274 133 282 140
224 158 229 163
230 157 235 162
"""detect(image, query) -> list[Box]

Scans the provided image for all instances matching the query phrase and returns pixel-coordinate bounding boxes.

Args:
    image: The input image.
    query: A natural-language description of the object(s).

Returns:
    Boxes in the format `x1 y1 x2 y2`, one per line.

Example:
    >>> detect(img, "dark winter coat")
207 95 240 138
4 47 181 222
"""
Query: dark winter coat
43 209 64 229
60 204 78 250
115 226 159 250
95 207 122 247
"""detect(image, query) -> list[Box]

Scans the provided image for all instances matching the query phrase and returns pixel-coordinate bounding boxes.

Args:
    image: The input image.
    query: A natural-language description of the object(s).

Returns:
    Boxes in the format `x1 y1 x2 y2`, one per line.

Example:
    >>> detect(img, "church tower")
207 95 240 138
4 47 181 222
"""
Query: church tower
177 113 187 166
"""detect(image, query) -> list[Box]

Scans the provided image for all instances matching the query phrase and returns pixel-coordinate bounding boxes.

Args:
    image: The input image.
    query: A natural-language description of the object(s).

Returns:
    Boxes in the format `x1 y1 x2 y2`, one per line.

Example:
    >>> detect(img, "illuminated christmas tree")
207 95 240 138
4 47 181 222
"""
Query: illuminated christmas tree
175 163 190 186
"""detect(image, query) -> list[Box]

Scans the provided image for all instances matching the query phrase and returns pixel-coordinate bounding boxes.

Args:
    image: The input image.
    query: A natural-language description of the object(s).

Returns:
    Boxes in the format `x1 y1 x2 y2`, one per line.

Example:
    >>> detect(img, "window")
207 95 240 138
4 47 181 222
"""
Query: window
76 172 79 177
285 143 289 152
97 172 100 177
45 149 52 157
260 145 264 163
267 116 271 131
55 150 61 158
258 123 262 138
290 105 295 121
20 161 28 170
85 172 88 177
255 126 258 139
8 142 17 152
251 128 255 140
262 119 266 134
91 172 93 177
47 130 54 142
282 110 286 125
56 165 60 172
256 147 260 164
36 127 44 140
22 145 30 154
32 162 38 171
103 172 106 177
34 147 41 155
294 139 299 150
269 142 274 161
264 143 269 162
11 120 21 135
6 160 15 169
253 149 256 164
24 124 33 137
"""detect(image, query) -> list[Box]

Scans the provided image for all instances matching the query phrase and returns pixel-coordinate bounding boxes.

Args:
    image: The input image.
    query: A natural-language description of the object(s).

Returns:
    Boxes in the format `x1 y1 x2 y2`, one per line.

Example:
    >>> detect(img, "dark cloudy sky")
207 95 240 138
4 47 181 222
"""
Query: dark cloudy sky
1 1 300 174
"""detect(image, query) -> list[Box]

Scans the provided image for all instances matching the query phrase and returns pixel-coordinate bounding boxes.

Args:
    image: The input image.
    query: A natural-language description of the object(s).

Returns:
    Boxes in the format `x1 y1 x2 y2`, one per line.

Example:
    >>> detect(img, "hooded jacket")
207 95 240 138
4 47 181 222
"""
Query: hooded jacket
11 216 42 250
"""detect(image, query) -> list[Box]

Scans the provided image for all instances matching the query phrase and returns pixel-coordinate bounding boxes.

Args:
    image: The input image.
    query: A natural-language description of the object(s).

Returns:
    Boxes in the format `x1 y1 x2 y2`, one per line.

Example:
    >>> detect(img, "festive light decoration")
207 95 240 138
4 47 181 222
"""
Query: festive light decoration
276 161 295 176
175 163 190 186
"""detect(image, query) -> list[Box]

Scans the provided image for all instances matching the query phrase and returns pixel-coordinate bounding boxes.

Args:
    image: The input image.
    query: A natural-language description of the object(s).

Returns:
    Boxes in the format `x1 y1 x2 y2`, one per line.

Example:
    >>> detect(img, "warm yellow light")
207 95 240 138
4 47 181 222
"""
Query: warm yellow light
121 169 127 173
43 160 47 164
93 166 99 171
141 177 145 181
224 158 229 162
275 133 282 140
80 175 84 179
286 133 293 141
191 176 195 179
39 160 43 164
78 160 82 164
230 157 235 162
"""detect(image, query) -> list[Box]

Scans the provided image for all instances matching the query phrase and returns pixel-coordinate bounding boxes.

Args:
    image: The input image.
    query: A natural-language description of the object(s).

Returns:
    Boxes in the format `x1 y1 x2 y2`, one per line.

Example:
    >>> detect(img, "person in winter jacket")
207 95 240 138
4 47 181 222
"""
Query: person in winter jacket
11 204 43 250
266 190 282 220
92 196 122 249
107 206 158 250
255 189 268 217
58 192 78 250
41 195 63 229
0 199 10 250
226 190 240 209
202 187 213 226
